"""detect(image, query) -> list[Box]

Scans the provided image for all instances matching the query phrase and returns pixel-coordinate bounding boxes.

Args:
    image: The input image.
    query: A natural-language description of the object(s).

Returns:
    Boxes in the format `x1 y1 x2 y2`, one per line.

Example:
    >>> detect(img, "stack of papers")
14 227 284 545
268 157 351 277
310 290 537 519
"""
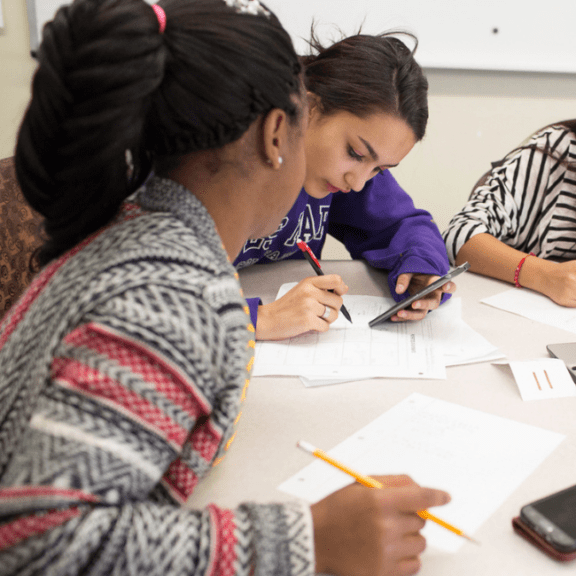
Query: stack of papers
252 284 503 383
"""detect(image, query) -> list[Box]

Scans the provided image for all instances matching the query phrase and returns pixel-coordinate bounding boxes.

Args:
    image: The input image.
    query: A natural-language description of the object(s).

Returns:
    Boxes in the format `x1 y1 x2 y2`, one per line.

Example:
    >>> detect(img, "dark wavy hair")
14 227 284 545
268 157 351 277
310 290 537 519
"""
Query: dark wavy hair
15 0 302 266
521 119 576 173
301 31 428 141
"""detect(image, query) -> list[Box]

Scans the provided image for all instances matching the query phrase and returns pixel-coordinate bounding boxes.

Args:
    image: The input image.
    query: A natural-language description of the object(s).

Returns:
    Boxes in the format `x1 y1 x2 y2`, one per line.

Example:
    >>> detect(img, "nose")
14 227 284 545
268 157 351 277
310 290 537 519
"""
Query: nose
345 166 373 192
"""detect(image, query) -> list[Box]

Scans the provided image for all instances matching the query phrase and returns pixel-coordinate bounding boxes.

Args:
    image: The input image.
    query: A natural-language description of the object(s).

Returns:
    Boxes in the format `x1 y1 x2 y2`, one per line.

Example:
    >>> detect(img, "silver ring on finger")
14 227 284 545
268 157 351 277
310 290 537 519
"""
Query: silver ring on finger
322 305 331 319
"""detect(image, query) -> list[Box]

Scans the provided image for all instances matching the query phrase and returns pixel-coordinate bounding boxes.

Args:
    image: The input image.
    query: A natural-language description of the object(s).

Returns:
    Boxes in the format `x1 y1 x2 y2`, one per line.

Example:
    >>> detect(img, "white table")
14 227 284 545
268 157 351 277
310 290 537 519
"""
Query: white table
189 260 576 575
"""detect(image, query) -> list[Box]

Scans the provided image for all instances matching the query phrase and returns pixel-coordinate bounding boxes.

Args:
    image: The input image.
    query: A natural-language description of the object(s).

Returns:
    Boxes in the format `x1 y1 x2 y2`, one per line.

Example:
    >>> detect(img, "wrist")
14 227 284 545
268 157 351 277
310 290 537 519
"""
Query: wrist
517 254 556 294
514 252 535 288
254 305 268 340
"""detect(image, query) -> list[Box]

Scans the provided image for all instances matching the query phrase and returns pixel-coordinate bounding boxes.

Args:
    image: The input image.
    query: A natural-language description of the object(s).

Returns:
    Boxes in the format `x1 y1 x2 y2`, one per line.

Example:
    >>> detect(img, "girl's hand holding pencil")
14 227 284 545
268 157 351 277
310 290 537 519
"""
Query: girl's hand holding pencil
299 440 476 576
310 472 451 576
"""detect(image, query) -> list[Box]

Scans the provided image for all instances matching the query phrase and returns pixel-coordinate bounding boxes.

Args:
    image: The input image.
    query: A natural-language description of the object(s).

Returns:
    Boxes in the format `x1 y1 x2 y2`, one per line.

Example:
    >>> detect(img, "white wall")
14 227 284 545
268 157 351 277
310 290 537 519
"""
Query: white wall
1 1 575 262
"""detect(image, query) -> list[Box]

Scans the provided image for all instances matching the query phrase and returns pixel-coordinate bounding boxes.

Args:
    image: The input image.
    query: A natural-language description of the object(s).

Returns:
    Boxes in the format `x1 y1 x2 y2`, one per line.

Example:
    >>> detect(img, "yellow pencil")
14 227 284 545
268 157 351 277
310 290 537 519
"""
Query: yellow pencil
297 440 479 544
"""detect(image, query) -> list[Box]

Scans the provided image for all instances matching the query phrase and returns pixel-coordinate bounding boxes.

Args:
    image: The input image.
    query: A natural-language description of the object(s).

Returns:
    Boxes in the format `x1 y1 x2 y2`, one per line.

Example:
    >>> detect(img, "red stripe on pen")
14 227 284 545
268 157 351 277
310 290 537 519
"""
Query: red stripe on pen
297 240 321 268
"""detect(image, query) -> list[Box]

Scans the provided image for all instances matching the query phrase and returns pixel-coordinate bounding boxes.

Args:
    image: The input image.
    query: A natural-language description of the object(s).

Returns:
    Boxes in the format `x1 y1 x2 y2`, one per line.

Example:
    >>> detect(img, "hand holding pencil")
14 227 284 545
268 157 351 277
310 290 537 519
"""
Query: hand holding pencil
306 457 453 576
299 441 477 544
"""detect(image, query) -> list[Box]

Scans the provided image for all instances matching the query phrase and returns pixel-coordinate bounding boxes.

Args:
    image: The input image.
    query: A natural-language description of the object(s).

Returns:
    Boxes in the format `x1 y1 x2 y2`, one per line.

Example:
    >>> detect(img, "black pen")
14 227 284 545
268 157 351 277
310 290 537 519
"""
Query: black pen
296 239 352 323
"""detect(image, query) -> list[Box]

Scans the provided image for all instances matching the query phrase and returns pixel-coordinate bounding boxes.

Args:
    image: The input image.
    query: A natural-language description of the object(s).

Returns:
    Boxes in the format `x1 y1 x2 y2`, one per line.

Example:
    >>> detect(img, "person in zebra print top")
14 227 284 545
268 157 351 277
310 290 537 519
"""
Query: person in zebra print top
443 120 576 307
0 1 450 575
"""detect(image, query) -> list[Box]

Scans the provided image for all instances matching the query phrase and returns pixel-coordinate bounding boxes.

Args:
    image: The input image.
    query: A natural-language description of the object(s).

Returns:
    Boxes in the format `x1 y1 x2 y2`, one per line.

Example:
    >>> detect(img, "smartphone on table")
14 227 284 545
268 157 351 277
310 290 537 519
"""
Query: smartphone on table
513 483 576 561
368 262 470 328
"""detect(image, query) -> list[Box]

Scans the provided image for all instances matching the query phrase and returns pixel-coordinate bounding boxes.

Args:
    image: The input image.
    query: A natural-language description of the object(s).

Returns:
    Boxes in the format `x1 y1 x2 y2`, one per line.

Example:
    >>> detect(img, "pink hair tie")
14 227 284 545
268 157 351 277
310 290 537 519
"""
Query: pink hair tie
152 4 167 34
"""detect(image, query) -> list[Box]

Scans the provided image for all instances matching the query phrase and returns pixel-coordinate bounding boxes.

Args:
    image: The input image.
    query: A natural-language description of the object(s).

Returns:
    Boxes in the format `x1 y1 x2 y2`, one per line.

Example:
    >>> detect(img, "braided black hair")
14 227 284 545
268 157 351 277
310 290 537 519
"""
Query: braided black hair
16 0 302 265
301 31 428 141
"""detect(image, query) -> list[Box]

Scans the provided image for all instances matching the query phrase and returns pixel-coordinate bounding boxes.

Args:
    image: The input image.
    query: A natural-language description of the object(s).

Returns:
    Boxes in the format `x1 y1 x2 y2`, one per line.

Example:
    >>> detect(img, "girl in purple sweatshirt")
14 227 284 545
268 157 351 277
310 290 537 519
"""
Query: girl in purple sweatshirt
234 33 452 340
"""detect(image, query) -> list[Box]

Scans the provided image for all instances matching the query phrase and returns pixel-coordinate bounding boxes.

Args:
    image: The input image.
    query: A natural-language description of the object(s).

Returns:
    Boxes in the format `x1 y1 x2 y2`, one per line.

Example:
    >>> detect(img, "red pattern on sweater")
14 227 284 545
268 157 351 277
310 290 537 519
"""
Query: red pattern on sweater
208 505 238 576
0 508 81 551
51 356 190 447
162 456 200 503
63 323 211 419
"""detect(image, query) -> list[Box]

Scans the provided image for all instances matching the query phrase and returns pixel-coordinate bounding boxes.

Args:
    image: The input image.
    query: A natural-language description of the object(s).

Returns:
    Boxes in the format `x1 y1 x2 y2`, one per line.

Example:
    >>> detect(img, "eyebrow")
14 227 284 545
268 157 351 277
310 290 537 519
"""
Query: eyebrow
359 137 398 168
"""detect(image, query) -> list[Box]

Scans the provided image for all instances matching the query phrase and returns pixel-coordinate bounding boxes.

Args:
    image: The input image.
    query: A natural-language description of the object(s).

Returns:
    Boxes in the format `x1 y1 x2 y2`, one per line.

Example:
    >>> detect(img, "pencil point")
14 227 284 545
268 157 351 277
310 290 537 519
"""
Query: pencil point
297 440 316 454
463 533 480 545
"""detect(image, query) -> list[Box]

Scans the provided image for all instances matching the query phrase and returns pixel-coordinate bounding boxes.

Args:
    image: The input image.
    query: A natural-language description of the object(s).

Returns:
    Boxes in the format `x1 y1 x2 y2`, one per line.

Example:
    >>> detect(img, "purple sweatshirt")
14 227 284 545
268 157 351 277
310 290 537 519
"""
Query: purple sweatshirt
234 170 450 326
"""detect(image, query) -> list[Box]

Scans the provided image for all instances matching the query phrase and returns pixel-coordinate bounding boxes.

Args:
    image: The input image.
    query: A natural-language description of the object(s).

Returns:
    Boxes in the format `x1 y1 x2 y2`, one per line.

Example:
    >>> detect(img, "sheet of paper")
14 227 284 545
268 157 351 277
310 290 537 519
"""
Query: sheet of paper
507 358 576 401
278 393 565 553
482 288 576 333
429 298 504 366
253 287 446 379
298 299 502 387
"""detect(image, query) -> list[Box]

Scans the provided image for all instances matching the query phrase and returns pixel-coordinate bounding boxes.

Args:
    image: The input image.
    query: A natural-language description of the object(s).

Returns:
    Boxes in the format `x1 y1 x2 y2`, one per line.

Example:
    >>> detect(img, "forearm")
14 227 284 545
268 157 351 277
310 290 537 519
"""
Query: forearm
0 500 314 576
455 233 556 293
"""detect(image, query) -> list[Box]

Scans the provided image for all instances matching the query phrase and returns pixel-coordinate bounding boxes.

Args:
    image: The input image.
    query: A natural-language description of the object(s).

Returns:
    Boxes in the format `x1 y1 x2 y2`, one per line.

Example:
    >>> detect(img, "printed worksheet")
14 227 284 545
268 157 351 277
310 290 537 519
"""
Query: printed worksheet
253 291 446 379
278 393 565 553
253 285 502 380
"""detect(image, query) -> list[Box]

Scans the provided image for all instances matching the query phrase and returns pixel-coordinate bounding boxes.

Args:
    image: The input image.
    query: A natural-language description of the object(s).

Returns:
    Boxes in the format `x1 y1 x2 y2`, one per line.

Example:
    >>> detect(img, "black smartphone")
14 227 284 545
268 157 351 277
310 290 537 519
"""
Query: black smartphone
368 262 470 328
519 484 576 555
546 342 576 383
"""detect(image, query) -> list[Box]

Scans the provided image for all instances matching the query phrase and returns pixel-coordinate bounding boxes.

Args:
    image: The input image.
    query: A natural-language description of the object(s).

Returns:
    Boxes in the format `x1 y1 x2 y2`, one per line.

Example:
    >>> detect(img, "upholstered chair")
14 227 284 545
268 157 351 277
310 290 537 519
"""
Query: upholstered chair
0 157 44 320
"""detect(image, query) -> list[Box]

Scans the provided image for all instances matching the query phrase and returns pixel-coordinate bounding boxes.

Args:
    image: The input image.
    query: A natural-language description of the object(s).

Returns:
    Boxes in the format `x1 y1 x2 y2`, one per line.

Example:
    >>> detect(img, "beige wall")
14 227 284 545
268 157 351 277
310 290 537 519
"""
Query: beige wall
0 0 36 160
1 2 576 259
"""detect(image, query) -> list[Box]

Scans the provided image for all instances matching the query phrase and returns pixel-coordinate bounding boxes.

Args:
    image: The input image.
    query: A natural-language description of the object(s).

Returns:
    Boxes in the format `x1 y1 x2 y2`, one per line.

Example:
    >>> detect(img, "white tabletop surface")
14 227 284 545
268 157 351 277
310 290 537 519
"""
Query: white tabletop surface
188 260 576 575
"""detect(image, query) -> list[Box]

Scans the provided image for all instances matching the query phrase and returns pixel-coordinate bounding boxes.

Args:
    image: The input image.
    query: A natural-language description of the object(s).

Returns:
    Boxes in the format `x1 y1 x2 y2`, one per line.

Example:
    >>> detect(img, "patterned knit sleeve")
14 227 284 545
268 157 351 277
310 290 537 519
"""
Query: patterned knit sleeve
442 126 574 264
0 281 315 576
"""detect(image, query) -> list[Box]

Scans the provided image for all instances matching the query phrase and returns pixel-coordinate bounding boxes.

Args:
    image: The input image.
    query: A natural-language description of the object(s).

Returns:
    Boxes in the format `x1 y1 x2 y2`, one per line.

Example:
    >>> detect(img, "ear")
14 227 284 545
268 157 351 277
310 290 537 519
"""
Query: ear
306 91 322 120
262 108 288 170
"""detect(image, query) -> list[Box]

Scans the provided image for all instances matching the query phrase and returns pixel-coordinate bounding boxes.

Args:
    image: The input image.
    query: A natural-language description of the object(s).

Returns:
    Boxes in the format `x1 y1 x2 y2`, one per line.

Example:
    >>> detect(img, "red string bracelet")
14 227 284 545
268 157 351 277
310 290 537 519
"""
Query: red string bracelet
514 252 535 288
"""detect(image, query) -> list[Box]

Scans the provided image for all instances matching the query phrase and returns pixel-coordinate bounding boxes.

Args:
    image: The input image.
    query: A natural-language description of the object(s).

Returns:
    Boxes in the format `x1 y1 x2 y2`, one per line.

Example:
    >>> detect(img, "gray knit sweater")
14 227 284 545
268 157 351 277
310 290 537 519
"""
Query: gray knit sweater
0 176 314 576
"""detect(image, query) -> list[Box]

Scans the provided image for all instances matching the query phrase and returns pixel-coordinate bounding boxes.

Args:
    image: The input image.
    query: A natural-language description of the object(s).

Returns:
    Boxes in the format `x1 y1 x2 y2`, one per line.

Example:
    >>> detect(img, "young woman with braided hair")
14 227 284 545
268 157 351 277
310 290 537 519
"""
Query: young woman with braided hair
234 32 455 340
0 1 449 575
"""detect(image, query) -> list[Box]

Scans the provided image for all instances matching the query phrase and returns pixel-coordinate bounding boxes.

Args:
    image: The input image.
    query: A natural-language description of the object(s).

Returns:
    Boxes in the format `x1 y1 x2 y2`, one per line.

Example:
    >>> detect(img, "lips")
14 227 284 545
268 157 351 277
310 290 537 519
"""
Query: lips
326 182 342 194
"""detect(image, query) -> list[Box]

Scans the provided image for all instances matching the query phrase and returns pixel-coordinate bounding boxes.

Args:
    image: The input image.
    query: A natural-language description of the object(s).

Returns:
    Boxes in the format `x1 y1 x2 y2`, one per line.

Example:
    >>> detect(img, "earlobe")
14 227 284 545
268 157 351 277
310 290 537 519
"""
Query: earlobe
262 108 287 170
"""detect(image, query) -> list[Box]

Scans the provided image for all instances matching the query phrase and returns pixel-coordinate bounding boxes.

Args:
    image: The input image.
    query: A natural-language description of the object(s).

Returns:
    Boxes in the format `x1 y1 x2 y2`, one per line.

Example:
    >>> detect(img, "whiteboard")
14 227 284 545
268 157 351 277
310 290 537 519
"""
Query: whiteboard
266 0 576 74
26 0 576 73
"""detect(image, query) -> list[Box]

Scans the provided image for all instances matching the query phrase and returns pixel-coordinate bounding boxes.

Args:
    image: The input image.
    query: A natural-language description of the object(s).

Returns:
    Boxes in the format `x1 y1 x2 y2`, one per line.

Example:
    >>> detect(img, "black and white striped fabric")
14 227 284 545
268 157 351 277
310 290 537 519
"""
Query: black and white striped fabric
443 124 576 263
